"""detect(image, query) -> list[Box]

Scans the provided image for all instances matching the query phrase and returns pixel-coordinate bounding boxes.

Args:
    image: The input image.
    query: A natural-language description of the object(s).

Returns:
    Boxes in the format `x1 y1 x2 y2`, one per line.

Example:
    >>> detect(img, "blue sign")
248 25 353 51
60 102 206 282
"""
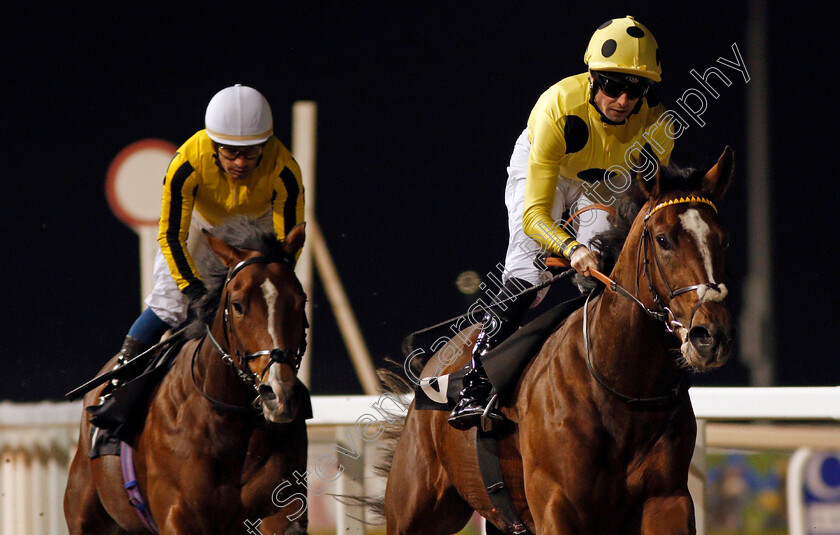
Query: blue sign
803 452 840 534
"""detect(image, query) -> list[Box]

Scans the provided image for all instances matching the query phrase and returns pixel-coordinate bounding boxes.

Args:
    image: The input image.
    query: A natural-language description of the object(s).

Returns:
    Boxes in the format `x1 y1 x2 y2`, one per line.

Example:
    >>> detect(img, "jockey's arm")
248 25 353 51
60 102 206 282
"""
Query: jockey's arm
522 110 598 277
270 157 305 260
157 155 206 300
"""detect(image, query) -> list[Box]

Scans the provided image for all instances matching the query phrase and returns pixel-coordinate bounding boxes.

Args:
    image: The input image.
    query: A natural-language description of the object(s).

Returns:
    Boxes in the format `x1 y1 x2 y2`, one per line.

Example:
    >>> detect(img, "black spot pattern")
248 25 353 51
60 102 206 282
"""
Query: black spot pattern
563 115 589 154
598 20 613 30
577 168 616 183
626 26 645 38
601 39 617 58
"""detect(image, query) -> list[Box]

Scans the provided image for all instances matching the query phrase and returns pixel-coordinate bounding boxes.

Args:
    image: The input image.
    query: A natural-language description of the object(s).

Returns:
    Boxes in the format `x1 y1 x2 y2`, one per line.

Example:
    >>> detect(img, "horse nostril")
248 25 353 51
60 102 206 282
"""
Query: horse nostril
689 326 715 349
258 384 277 401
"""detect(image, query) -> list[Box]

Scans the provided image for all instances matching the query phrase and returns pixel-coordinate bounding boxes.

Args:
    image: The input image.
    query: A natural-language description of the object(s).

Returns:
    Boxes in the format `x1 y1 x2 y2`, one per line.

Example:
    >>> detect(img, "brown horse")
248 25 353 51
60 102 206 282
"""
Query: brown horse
383 147 735 534
65 219 310 535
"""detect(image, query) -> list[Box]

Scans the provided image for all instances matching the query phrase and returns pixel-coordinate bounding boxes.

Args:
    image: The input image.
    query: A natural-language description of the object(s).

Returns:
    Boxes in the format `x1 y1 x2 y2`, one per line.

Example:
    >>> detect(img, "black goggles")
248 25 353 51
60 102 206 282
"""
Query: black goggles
593 72 652 100
217 144 264 160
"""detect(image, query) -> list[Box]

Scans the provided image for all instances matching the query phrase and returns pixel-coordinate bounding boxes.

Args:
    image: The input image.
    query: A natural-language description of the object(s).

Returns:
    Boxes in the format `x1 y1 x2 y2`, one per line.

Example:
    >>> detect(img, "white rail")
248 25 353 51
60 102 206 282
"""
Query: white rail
1 388 838 535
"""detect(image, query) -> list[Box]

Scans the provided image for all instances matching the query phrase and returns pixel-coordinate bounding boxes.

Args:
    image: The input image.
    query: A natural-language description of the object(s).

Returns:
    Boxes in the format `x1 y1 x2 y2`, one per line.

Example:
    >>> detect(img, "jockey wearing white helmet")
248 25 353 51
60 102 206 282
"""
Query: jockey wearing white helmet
105 85 304 394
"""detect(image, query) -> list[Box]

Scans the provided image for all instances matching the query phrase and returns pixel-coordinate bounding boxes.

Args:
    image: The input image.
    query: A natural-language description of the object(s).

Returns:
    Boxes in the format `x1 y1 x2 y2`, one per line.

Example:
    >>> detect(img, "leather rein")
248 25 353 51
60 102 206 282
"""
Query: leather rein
191 253 307 413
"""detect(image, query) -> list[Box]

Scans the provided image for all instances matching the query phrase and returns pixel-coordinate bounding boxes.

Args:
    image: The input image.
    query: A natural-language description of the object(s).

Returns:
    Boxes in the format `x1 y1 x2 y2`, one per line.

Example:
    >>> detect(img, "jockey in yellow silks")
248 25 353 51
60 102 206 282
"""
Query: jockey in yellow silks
449 17 675 430
111 85 304 373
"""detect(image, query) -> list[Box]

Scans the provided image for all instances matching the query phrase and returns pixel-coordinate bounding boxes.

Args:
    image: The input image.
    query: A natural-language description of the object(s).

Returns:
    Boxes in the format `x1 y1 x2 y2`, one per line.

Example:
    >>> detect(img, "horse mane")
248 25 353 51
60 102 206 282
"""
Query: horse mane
575 161 706 293
183 216 288 339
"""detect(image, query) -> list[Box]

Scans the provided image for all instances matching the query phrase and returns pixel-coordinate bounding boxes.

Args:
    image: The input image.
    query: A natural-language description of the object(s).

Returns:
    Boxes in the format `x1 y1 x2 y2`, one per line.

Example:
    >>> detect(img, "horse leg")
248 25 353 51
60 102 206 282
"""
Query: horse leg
639 492 695 535
384 412 474 535
385 477 473 535
64 429 127 535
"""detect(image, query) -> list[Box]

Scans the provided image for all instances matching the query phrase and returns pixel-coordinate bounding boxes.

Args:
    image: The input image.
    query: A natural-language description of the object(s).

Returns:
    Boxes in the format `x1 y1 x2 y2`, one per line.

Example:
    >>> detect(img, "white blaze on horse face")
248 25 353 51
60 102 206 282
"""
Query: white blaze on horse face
261 279 281 347
679 209 727 303
260 279 285 386
259 277 295 422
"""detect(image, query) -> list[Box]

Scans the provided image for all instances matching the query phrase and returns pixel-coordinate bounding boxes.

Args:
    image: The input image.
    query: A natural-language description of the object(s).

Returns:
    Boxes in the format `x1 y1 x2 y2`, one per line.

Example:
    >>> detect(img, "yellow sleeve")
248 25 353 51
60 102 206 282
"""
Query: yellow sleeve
157 154 203 292
522 111 580 258
272 158 305 255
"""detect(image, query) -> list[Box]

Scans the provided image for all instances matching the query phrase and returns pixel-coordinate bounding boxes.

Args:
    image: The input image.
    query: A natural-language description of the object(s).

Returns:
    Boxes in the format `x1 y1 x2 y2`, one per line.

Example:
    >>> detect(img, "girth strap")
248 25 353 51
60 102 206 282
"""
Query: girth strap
120 441 160 534
476 429 530 534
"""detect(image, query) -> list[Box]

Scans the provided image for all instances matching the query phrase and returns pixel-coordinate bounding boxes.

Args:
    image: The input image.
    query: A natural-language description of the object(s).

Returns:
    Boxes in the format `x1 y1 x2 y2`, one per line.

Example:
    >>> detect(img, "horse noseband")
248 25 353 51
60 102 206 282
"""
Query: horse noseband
270 347 300 368
252 347 305 380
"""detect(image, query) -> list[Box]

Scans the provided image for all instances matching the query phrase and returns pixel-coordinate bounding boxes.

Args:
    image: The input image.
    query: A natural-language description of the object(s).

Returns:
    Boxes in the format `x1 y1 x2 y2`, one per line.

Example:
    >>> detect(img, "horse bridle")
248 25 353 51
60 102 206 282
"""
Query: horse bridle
590 196 721 332
193 253 308 412
639 196 723 333
583 196 721 408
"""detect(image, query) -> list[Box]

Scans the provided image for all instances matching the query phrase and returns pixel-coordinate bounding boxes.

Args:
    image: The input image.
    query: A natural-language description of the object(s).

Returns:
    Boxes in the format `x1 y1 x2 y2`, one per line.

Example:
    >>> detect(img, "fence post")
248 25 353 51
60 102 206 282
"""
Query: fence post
335 425 366 534
690 419 707 535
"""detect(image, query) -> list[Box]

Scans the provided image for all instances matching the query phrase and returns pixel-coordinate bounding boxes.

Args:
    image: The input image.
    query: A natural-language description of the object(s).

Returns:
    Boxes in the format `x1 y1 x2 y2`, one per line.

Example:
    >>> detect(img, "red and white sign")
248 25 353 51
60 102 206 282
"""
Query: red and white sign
105 139 177 309
106 139 177 228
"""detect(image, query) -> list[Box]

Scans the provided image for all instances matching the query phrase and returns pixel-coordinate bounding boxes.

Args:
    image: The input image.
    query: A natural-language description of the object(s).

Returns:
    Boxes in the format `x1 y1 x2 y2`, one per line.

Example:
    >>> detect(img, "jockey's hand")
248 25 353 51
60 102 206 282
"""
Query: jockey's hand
569 246 599 278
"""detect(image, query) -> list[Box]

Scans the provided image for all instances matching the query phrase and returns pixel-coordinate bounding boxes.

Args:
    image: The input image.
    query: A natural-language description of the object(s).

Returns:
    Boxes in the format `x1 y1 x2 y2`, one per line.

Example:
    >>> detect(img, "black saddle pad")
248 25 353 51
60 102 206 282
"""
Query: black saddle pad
86 338 185 456
414 294 587 411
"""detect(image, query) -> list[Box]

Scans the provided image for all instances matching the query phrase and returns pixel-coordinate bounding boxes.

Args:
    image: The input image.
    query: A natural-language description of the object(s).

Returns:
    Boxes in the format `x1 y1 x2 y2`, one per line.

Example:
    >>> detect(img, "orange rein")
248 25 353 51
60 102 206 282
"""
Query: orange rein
548 201 618 287
545 256 613 288
560 203 616 232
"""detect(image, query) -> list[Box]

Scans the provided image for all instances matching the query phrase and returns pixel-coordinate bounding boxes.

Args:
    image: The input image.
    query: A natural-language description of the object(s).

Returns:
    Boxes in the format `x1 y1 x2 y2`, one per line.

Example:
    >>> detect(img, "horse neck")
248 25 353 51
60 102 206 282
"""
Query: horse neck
587 220 682 398
192 310 260 422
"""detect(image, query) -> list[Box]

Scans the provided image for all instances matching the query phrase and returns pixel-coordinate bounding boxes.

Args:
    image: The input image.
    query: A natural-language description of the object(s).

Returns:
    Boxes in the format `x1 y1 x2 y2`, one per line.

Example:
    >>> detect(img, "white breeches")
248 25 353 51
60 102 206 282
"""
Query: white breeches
144 212 214 327
502 129 611 288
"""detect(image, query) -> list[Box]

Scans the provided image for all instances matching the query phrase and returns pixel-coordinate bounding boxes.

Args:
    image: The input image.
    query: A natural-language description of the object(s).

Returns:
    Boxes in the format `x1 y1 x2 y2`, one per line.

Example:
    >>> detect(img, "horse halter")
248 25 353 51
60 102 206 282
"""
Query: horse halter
198 253 308 411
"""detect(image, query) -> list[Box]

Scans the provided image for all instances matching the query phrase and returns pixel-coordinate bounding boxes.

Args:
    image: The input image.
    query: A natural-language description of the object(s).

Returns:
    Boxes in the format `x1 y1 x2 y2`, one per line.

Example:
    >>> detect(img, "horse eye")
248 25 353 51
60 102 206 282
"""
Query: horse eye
232 301 244 314
656 234 671 250
722 237 731 250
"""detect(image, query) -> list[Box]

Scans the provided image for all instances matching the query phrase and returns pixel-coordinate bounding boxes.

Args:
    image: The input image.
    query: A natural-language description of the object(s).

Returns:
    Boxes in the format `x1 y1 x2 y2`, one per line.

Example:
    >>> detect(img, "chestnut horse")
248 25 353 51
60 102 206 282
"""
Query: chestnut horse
384 147 735 534
65 219 310 535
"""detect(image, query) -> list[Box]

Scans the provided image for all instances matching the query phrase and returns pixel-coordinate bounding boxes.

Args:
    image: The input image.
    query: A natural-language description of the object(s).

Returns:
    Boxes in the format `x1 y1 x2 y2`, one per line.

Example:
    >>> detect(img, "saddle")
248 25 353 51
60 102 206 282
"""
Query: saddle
412 294 587 535
414 294 588 412
86 337 186 458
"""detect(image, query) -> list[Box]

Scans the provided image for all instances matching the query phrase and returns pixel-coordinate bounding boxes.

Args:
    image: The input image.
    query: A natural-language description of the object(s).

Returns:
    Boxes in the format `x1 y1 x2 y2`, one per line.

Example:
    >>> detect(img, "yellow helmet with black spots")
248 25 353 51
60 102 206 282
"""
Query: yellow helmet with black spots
584 16 661 82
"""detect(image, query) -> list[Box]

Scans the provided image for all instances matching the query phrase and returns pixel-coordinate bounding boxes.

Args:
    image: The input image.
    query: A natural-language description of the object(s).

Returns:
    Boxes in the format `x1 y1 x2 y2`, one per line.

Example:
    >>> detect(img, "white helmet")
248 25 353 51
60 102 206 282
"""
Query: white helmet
205 84 273 146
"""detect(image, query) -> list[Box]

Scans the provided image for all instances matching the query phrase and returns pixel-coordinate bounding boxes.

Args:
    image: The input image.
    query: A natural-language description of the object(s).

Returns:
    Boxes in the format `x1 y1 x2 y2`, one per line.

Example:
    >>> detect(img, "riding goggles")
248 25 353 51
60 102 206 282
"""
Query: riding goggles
593 71 652 100
217 144 264 160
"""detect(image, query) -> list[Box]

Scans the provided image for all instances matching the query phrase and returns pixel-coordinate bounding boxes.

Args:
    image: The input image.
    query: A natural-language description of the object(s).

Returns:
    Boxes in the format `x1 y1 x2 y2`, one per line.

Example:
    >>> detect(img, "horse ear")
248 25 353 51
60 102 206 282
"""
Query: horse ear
203 229 240 267
701 146 734 201
283 222 306 256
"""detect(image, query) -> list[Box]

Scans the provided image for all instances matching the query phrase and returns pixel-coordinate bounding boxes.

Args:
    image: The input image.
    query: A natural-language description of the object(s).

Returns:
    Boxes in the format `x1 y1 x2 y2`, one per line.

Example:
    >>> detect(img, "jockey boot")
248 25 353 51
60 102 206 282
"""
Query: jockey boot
448 312 520 430
97 336 150 405
448 277 534 431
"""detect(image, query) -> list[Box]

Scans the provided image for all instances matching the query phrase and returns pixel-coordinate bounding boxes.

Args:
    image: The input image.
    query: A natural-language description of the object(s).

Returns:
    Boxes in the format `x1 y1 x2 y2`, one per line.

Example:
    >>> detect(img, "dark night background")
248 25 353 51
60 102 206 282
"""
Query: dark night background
3 2 838 402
